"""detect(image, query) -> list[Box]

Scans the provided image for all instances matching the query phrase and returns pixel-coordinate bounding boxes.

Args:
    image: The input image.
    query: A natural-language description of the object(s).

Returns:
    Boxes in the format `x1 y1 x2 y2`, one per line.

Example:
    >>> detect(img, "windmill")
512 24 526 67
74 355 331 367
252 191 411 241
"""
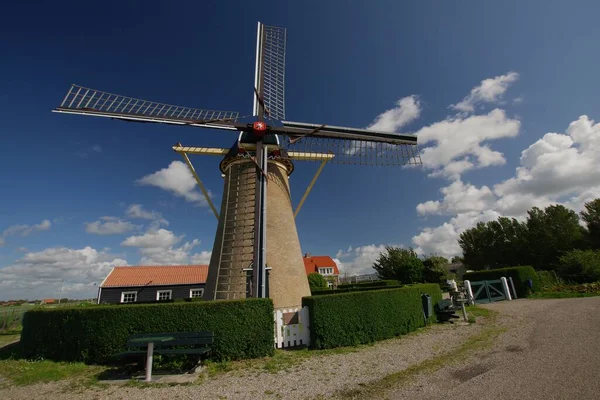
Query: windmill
53 22 421 309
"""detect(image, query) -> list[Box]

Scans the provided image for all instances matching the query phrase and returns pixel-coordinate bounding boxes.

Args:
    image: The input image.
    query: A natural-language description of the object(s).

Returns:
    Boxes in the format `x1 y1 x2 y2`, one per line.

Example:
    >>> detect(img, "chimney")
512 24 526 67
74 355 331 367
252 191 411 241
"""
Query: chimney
304 252 311 258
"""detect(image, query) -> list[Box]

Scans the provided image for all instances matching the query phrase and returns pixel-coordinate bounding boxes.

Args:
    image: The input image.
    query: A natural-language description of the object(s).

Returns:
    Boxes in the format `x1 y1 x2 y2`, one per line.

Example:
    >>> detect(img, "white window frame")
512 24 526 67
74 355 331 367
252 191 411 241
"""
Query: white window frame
319 267 334 276
190 288 204 298
121 291 137 303
327 281 334 289
156 289 172 301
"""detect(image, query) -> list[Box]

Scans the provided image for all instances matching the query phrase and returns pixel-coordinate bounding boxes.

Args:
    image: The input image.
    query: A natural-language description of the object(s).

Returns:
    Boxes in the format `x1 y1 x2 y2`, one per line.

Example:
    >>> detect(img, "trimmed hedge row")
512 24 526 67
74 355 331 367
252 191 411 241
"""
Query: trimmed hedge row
21 298 274 364
464 266 539 298
337 280 399 289
311 285 404 296
303 284 442 349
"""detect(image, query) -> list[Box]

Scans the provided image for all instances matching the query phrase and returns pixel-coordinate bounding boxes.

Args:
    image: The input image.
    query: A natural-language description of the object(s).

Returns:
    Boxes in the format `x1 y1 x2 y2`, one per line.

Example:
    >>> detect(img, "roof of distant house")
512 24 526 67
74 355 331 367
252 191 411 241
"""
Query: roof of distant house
42 298 56 304
303 255 340 275
100 265 209 288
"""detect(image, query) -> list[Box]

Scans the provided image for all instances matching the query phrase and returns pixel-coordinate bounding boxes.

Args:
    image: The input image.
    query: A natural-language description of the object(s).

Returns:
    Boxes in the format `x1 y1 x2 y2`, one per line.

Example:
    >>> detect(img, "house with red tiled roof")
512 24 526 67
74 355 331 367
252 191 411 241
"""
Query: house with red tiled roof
303 254 340 289
97 265 209 304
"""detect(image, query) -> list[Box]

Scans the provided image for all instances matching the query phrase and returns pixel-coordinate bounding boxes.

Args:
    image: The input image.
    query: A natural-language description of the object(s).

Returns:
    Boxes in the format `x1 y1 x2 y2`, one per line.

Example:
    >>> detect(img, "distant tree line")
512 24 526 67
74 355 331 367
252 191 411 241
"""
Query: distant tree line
458 198 600 283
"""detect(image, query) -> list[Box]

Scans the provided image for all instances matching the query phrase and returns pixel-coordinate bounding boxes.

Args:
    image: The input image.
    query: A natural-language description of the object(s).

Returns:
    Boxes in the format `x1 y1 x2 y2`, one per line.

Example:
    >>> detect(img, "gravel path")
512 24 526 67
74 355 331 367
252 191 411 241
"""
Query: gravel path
1 319 485 400
385 297 600 399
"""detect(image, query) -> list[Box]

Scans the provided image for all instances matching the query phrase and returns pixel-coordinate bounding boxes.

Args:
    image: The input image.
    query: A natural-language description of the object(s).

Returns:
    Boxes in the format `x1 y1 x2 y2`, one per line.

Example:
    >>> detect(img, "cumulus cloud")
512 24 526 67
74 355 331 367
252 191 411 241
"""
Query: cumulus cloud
366 95 421 132
136 161 211 205
416 180 495 216
413 114 600 258
121 228 211 266
412 210 501 258
85 217 139 235
417 109 520 178
335 244 393 276
0 246 127 300
1 219 51 246
451 72 519 113
126 204 169 226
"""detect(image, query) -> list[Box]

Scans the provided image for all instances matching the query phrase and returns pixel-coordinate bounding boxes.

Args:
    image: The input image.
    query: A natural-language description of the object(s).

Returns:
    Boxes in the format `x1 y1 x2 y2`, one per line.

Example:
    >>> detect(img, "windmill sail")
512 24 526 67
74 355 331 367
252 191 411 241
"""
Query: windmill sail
54 84 240 130
253 23 286 121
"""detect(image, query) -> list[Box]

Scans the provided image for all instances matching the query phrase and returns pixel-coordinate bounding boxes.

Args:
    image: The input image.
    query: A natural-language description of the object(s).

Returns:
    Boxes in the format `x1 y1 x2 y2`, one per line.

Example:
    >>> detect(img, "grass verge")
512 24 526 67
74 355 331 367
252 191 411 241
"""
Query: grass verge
0 359 105 387
334 308 504 399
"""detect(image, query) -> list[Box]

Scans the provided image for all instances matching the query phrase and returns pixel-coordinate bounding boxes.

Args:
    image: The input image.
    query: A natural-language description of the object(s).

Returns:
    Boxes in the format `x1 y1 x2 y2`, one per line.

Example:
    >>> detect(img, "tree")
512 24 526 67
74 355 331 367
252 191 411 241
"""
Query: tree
307 273 328 291
526 205 585 270
458 217 528 270
372 246 424 284
422 255 450 284
581 198 600 249
557 249 600 283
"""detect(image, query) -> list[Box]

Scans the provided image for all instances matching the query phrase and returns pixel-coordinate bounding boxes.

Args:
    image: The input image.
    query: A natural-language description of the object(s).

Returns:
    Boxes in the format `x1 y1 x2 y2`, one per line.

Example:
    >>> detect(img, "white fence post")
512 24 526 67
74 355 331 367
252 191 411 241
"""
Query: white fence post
508 277 518 299
501 277 512 300
464 280 474 305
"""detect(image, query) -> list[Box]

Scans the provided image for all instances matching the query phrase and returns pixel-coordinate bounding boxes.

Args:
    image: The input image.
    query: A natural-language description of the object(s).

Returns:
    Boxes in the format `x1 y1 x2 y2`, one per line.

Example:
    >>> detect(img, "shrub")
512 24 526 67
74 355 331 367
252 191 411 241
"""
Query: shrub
307 273 329 291
302 285 442 349
557 249 600 283
537 270 563 289
21 298 274 364
337 280 398 289
404 283 443 306
463 266 539 298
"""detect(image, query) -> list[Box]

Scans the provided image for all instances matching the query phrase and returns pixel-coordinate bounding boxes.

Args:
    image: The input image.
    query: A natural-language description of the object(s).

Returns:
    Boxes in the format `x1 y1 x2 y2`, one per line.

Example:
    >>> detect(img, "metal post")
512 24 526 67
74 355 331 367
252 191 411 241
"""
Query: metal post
460 300 468 322
253 141 268 298
145 342 154 382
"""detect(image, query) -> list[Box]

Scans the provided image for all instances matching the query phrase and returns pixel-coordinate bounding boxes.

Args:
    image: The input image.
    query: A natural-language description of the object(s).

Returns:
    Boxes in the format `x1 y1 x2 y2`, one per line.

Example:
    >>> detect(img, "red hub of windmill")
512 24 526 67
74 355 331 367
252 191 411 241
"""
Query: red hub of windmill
252 121 267 137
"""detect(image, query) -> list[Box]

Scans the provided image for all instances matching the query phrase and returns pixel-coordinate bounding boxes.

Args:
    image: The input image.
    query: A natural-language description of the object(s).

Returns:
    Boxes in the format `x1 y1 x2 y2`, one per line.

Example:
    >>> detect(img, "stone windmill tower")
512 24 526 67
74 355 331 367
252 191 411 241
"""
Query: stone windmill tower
53 22 421 309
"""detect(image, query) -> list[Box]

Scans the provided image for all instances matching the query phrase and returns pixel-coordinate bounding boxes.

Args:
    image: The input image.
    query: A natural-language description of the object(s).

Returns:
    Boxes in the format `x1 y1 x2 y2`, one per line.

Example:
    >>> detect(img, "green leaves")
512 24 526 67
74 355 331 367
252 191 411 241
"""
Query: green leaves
372 246 424 284
581 199 600 249
307 272 328 291
558 249 600 283
303 285 442 349
20 299 275 364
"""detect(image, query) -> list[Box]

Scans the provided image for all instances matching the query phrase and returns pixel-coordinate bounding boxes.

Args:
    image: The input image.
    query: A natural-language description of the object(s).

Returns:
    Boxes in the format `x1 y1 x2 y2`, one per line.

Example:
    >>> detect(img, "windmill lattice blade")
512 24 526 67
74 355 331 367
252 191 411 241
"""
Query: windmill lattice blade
282 136 422 167
55 84 240 128
254 24 286 121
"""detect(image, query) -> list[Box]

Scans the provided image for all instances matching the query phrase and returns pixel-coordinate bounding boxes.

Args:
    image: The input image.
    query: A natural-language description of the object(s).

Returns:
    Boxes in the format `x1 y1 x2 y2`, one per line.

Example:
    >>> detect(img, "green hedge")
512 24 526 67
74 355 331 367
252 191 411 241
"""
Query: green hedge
302 285 442 349
21 298 274 364
464 266 539 297
404 283 443 306
337 280 398 289
311 284 404 296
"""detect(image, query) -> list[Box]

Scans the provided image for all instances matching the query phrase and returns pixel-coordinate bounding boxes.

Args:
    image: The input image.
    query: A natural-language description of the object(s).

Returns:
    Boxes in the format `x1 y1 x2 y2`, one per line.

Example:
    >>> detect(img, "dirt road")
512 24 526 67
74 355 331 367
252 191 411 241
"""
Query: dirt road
387 297 600 399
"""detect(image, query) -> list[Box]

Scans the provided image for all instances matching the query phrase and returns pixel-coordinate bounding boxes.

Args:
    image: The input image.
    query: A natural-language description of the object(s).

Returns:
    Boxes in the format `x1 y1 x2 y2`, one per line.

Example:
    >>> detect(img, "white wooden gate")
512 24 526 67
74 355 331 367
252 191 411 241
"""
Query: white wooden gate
274 306 310 348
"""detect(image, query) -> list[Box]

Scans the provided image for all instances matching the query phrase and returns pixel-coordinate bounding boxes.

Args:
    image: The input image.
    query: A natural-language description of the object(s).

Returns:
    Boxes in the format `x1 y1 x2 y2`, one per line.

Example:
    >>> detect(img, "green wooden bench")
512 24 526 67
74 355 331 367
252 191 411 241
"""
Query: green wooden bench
114 331 214 381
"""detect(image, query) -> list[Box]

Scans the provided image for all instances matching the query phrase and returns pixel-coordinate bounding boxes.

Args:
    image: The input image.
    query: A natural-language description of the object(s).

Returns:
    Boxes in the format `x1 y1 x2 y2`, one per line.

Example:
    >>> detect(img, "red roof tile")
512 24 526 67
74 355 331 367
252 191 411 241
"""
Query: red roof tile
101 265 208 288
303 256 340 275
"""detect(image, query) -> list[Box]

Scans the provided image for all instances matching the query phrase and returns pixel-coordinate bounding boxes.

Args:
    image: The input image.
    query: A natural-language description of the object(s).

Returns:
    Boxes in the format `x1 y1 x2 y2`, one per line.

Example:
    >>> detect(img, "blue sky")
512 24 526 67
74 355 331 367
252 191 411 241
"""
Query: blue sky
1 0 600 300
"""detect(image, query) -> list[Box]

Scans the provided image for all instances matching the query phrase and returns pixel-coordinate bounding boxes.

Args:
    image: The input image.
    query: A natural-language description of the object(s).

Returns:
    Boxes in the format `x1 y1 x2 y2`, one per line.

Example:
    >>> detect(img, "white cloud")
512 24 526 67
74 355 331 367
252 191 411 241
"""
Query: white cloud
1 219 51 246
366 95 421 132
335 244 392 276
412 210 500 258
412 114 600 258
121 229 182 249
190 251 212 265
136 161 210 205
121 228 210 266
0 246 127 301
85 217 138 235
417 109 520 178
416 180 495 216
126 204 168 226
451 72 519 113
